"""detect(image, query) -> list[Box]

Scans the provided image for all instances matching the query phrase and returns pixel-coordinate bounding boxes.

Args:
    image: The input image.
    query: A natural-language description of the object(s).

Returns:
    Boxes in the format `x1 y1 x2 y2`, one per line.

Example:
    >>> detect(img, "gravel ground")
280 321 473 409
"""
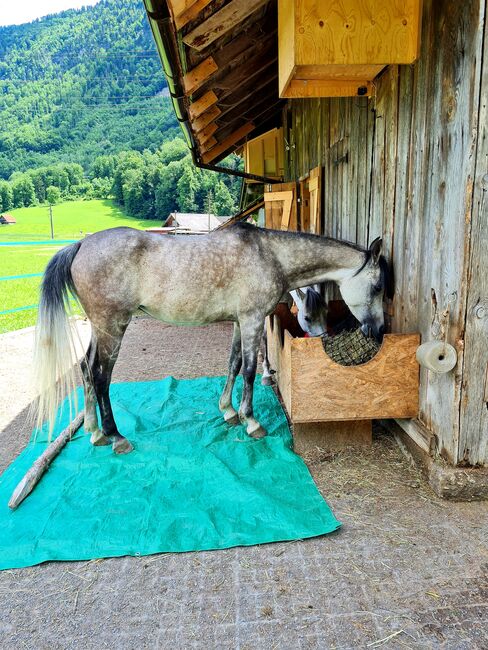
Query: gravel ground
1 317 487 649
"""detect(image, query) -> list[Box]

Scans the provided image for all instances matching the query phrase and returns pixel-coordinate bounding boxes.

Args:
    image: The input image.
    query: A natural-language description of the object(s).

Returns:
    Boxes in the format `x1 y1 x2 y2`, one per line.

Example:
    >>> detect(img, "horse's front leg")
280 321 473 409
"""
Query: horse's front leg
239 317 267 439
261 324 275 386
219 322 242 425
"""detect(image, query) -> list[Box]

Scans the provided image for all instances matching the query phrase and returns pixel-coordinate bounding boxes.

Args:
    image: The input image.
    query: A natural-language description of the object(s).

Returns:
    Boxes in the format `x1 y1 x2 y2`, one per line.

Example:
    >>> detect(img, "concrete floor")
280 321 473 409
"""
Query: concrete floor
1 317 487 649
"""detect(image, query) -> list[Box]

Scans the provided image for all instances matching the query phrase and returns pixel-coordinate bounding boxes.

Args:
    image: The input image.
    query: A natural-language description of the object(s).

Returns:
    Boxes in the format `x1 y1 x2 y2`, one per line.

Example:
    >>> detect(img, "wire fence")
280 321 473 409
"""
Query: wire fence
0 240 76 324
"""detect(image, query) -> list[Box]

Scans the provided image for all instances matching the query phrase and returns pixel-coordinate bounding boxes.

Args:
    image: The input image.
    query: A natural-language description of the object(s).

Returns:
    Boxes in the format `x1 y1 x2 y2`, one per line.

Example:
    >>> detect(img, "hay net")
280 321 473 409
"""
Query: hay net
321 327 380 366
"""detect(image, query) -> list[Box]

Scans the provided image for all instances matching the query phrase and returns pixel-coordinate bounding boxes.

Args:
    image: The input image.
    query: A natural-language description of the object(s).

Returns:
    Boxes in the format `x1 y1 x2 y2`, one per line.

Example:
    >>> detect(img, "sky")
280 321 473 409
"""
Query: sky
0 0 101 27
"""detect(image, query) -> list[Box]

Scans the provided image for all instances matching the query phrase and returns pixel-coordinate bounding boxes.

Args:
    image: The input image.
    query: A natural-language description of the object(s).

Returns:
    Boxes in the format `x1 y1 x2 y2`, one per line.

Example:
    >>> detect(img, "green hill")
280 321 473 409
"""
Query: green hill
0 0 179 178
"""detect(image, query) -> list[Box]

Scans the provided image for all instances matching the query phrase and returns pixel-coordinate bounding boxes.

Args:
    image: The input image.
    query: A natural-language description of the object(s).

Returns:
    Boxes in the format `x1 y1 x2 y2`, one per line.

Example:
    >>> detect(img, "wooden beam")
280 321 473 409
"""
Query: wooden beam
193 105 221 132
201 136 218 153
195 121 219 144
282 79 374 98
202 122 255 163
188 90 218 120
172 0 214 30
183 0 268 52
183 56 218 95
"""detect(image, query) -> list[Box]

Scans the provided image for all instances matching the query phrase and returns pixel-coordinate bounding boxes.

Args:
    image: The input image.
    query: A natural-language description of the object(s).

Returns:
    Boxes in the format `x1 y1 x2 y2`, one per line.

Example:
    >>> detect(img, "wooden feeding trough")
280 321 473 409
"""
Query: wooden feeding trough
266 312 420 452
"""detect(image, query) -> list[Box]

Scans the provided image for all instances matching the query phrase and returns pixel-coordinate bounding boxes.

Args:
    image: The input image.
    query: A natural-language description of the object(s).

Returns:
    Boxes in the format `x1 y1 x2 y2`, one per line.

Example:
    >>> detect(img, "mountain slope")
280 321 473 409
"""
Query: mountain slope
0 0 179 178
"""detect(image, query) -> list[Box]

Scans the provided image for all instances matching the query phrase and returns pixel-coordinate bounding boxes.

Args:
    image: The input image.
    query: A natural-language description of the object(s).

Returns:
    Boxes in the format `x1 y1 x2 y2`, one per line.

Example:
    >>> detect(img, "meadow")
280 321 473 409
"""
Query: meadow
0 199 161 333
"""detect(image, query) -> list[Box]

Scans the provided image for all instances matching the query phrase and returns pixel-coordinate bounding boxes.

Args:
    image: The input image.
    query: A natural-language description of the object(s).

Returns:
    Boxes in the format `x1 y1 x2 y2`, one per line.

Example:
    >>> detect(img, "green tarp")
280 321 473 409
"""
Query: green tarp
0 377 340 570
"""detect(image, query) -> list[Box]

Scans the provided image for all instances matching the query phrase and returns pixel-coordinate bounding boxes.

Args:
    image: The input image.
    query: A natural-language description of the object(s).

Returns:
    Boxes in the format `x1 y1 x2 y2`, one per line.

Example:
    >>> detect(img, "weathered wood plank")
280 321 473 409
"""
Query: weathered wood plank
458 3 488 465
183 0 268 51
192 105 221 132
195 121 219 144
201 122 254 163
188 90 218 120
173 0 214 30
282 79 374 98
183 57 218 95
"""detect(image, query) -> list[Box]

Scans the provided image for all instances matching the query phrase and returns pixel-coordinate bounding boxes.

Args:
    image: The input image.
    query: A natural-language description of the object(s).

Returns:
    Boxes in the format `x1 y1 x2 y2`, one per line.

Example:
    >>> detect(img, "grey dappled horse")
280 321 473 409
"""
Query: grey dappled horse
34 223 389 454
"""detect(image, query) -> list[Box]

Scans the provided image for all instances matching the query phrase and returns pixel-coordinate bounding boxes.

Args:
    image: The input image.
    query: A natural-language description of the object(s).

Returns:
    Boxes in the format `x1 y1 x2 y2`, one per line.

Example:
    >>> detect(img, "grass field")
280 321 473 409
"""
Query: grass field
0 199 162 333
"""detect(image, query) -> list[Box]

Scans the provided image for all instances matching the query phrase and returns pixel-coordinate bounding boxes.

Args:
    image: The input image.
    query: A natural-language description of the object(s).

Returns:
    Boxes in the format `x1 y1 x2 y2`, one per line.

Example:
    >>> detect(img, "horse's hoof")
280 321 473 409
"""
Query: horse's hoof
248 426 267 439
90 429 111 446
225 413 240 426
261 375 274 386
112 438 134 455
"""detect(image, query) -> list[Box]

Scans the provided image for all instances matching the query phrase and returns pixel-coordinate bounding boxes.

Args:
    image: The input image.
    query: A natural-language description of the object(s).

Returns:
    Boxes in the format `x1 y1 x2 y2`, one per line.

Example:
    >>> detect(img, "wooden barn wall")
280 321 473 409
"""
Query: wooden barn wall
283 0 488 465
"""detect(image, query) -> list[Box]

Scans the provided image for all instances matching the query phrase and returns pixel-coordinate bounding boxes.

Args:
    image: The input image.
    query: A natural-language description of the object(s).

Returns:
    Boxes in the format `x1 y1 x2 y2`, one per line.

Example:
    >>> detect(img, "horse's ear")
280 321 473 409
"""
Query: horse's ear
369 237 382 265
296 288 306 301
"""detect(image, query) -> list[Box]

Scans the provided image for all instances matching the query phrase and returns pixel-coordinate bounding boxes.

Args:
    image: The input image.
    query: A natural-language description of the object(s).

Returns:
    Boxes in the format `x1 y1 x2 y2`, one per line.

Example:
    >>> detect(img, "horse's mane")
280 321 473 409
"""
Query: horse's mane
305 287 327 314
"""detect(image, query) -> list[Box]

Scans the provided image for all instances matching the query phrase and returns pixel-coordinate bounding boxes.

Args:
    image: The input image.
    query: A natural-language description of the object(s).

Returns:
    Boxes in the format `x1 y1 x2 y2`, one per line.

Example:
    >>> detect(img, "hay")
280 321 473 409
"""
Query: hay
322 328 380 366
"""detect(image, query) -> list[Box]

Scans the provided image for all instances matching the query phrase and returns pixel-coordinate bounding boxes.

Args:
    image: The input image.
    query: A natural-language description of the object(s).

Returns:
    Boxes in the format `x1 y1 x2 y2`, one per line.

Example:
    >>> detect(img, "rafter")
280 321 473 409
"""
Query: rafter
195 121 219 144
183 56 218 95
202 122 255 164
171 0 214 30
192 105 222 132
183 0 269 52
188 90 219 120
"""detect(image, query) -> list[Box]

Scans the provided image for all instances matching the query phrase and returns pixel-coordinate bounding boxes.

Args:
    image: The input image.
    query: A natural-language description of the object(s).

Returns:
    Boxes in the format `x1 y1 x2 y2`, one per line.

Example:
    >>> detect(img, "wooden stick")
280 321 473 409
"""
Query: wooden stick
8 411 85 510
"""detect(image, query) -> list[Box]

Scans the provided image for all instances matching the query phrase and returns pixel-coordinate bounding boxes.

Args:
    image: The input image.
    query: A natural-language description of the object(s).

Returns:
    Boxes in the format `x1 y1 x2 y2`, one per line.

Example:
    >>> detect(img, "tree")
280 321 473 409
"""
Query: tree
0 180 13 212
46 185 61 204
213 180 235 216
11 174 36 207
177 162 199 212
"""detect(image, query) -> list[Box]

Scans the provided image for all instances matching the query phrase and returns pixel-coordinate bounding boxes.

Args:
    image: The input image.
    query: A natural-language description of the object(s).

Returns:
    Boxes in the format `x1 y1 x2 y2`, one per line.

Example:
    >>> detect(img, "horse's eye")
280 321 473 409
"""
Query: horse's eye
304 316 311 323
374 284 383 294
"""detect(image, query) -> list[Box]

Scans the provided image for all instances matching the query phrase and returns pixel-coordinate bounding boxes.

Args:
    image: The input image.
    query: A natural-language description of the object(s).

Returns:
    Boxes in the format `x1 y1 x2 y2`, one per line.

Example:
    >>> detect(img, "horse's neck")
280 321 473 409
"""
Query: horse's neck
267 231 365 290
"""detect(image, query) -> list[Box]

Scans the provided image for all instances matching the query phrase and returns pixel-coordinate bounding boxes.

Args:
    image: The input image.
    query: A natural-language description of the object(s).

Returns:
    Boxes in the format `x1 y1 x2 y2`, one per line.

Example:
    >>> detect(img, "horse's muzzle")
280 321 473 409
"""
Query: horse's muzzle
361 322 384 343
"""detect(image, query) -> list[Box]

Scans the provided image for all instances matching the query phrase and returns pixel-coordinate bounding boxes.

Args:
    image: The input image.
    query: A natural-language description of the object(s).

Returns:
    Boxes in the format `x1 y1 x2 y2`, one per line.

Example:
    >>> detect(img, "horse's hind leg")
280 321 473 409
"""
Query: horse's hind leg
90 316 133 454
219 322 242 425
80 336 110 446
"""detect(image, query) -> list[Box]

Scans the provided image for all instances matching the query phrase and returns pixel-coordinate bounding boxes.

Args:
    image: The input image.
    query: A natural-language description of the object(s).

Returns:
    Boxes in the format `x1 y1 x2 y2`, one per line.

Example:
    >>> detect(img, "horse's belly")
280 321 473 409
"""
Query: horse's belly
142 296 233 326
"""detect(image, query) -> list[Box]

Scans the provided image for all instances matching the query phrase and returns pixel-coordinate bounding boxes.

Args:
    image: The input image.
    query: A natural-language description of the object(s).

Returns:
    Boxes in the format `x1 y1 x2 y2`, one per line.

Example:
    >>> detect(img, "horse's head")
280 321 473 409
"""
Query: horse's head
338 238 392 343
295 287 328 337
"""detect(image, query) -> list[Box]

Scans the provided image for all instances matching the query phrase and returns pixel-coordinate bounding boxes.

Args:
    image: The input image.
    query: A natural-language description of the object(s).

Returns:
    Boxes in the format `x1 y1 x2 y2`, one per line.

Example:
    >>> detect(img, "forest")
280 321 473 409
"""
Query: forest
0 0 241 218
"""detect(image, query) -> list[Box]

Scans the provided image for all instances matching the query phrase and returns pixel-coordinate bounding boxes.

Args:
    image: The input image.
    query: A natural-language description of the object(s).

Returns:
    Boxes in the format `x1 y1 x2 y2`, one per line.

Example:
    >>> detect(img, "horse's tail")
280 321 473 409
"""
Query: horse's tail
33 241 83 437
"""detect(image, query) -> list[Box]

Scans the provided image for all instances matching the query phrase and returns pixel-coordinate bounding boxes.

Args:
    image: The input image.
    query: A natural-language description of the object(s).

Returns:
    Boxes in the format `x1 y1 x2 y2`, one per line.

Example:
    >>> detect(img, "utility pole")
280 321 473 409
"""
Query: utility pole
49 204 54 240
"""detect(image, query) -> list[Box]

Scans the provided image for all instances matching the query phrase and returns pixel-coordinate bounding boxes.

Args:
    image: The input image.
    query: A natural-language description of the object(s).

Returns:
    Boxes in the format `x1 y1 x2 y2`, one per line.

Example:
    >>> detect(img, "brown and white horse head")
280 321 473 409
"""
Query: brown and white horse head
337 238 392 343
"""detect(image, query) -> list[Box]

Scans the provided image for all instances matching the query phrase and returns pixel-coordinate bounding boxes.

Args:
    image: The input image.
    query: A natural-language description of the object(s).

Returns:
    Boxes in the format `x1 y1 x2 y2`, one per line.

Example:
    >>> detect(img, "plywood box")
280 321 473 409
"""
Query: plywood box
278 0 423 98
267 314 420 422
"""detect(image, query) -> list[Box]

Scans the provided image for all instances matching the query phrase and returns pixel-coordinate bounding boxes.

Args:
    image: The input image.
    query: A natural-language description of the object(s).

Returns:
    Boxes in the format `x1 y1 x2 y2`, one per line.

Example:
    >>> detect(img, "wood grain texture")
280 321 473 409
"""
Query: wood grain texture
289 333 420 422
293 420 372 453
308 166 322 234
201 122 254 163
278 0 422 96
458 5 488 466
193 105 221 132
282 79 374 98
264 183 298 231
188 90 219 120
293 0 423 66
195 122 219 144
183 0 268 51
173 0 214 30
183 57 218 95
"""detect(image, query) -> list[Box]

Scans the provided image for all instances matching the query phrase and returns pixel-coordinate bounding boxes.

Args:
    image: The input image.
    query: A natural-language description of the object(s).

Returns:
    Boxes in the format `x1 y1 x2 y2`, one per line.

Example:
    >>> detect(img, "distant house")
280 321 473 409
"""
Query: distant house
0 214 16 225
165 212 222 232
146 212 222 235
